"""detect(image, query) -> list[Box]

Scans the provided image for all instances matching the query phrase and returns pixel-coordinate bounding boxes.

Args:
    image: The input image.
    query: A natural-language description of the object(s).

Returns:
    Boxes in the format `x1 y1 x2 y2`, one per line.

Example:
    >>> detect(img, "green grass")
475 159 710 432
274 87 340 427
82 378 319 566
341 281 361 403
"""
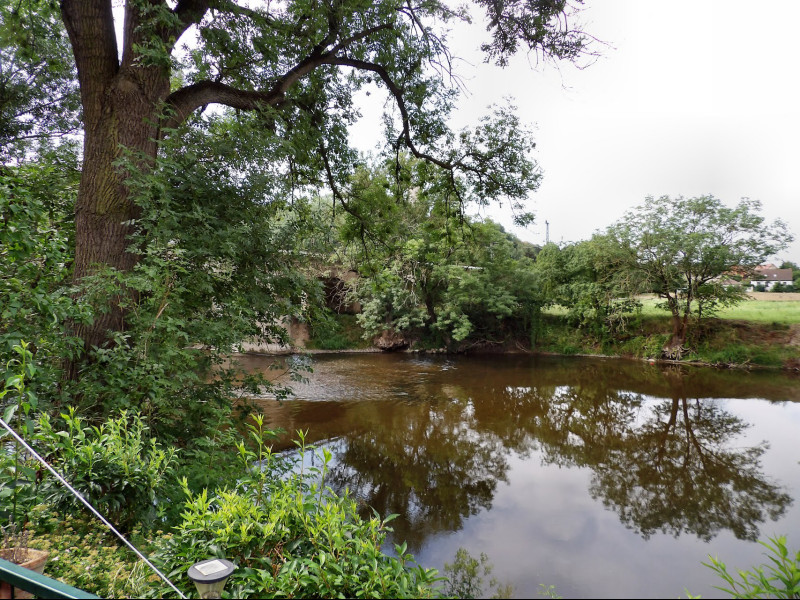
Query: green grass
535 302 799 368
714 300 800 324
636 296 800 324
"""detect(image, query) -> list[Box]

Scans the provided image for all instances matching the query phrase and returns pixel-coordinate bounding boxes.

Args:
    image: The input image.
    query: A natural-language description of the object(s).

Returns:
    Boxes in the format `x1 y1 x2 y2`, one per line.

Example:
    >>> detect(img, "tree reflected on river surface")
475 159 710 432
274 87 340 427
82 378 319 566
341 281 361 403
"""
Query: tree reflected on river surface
531 385 791 541
325 398 509 550
253 356 794 551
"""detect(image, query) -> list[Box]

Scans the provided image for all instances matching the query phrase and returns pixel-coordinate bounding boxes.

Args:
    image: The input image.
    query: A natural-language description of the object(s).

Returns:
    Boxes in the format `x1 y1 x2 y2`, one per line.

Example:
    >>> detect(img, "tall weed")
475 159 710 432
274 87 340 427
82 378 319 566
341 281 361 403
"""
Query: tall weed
701 535 800 598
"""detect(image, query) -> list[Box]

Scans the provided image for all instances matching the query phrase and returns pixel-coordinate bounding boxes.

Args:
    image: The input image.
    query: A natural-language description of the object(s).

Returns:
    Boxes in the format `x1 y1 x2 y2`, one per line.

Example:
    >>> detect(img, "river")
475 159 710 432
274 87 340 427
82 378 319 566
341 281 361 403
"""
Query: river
238 352 800 599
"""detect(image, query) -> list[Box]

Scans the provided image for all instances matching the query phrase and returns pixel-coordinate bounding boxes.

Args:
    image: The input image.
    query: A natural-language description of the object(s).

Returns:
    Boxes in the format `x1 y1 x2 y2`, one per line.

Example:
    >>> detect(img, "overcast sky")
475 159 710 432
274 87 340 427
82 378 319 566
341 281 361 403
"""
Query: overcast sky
351 0 800 262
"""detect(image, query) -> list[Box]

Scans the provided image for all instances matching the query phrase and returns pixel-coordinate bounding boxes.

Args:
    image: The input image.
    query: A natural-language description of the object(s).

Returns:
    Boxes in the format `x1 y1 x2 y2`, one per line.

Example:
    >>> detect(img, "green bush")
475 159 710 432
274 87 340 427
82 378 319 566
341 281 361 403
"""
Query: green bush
618 334 669 359
36 408 177 534
0 157 87 404
143 417 441 598
307 311 364 350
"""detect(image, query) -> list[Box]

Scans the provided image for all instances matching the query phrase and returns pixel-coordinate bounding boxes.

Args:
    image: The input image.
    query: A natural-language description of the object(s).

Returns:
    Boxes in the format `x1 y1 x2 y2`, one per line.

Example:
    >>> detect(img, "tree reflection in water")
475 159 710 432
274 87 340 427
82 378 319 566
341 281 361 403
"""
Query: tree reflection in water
324 397 510 551
538 389 792 541
258 357 793 551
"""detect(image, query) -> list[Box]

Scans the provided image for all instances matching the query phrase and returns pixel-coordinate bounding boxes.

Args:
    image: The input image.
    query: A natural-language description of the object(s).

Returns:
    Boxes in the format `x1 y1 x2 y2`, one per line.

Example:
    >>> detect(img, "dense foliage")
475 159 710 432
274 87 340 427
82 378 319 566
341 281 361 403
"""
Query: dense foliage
36 408 176 534
534 237 638 341
0 148 84 400
606 195 792 349
143 418 441 599
317 157 544 349
59 120 322 434
0 0 80 162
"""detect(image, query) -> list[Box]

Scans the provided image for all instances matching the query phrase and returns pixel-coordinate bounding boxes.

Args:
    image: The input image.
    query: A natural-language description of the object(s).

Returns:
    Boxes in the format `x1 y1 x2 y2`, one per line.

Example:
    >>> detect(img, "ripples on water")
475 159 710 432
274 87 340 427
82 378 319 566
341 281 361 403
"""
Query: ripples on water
237 353 800 599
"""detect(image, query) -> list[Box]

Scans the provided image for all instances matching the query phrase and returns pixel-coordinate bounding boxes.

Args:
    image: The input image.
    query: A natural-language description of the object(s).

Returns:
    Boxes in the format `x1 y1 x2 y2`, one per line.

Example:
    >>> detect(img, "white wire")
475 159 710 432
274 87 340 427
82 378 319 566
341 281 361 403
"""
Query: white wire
0 417 187 599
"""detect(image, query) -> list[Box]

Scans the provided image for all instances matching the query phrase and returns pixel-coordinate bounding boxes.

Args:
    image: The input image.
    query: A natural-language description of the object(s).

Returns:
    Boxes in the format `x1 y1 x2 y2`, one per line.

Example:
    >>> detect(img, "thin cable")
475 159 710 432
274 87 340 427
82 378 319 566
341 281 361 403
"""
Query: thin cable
0 417 187 599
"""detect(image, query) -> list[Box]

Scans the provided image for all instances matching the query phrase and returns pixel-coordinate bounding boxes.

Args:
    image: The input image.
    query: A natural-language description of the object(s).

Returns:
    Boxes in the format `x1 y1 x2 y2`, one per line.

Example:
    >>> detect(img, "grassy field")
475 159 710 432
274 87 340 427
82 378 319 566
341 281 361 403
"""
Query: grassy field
536 293 800 367
637 293 800 324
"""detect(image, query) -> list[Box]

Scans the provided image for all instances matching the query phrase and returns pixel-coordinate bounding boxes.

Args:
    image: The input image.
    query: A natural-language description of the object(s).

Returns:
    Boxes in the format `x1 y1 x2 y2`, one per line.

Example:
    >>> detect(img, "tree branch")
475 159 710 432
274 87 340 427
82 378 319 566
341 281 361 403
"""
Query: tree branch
164 80 286 128
171 0 213 44
163 22 395 129
328 57 453 170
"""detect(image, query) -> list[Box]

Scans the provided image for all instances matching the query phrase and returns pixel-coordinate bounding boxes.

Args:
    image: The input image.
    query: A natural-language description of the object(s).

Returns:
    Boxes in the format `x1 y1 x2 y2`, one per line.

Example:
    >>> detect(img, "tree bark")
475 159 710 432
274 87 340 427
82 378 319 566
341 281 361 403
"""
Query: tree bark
62 0 170 360
663 292 685 349
71 78 165 351
669 315 687 348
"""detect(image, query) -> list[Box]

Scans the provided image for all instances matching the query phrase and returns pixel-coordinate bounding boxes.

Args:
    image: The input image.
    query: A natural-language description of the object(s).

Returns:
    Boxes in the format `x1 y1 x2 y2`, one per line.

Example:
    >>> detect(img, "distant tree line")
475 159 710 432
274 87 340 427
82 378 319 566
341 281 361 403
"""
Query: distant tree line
313 163 793 355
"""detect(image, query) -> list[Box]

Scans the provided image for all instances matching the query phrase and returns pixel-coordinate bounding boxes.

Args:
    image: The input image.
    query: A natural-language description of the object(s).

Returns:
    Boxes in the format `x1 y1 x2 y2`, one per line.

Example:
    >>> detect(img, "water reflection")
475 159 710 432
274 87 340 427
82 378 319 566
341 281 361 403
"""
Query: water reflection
245 355 795 552
539 392 791 542
327 399 507 542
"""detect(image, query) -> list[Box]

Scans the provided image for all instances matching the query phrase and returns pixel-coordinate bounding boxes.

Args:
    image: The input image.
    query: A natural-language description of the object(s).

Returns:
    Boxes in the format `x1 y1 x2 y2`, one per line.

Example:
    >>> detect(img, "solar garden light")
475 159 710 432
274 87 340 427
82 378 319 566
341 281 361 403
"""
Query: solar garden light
187 558 236 599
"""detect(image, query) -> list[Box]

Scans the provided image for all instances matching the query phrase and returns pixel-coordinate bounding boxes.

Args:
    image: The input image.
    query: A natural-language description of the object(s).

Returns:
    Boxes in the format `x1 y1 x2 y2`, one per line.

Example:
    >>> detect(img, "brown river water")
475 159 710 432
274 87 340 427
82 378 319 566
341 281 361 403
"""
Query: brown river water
237 352 800 599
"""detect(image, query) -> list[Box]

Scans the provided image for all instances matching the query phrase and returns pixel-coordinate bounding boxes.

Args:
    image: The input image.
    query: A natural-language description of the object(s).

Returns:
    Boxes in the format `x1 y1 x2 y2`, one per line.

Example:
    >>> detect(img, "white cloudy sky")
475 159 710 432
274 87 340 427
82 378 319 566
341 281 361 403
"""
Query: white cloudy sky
350 0 800 261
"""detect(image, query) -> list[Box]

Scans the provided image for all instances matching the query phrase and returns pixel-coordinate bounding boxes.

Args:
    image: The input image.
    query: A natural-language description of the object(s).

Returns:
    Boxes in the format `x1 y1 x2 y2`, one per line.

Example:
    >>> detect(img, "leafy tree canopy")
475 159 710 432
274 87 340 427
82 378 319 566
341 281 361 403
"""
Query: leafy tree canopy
0 0 80 162
607 195 793 349
322 156 544 348
533 236 638 338
51 0 590 356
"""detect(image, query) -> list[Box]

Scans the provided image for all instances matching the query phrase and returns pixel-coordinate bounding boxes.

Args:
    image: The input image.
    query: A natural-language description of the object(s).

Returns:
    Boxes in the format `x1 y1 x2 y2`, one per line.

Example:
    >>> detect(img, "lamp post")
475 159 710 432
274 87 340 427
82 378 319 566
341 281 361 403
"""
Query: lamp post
187 558 236 599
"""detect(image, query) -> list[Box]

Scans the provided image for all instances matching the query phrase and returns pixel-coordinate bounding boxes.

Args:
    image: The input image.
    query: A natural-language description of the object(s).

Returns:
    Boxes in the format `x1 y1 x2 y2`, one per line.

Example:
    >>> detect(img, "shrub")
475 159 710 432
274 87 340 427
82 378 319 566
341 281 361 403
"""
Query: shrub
307 311 362 350
0 342 43 525
618 334 669 359
0 159 86 403
143 417 441 598
36 408 177 534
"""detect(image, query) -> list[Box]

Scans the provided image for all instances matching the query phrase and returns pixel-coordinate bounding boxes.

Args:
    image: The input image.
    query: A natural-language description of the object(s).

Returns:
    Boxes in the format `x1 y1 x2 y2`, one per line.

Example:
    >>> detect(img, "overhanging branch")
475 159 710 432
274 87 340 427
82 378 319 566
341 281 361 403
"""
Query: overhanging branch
328 57 453 170
162 22 394 129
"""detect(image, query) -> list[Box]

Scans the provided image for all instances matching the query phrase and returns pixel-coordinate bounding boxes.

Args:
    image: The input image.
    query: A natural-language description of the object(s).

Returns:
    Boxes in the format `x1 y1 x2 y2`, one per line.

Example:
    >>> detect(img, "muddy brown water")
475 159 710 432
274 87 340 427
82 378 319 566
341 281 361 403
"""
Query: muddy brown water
237 353 800 599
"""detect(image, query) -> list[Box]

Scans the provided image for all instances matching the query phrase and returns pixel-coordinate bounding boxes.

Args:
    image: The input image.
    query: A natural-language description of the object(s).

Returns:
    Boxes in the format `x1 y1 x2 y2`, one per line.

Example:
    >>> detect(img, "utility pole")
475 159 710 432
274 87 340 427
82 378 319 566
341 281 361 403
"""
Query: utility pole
545 220 550 244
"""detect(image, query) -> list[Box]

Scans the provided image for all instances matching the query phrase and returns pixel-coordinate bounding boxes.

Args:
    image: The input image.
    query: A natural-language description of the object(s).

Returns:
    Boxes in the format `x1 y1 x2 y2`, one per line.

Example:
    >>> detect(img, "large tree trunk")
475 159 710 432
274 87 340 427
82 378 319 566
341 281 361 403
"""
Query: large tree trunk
72 76 166 349
62 0 170 365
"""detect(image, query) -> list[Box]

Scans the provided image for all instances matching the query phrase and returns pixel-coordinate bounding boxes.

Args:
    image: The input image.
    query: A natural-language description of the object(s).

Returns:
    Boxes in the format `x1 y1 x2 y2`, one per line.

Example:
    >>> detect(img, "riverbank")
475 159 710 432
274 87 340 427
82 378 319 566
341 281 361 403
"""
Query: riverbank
530 316 800 370
275 299 800 371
